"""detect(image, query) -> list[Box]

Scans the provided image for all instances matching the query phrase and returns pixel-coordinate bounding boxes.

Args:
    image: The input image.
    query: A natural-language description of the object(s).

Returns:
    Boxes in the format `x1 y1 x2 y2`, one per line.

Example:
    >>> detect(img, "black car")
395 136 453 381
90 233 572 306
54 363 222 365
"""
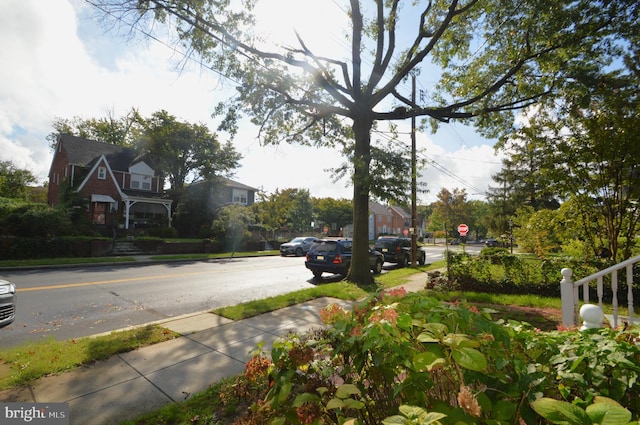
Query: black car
374 236 425 267
0 279 16 328
305 238 384 278
485 238 499 247
280 237 318 256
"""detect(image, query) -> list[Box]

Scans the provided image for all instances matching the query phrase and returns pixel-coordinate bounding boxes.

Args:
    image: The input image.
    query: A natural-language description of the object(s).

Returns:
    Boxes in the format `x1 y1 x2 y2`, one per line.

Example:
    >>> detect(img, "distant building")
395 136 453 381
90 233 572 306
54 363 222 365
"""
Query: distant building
47 135 257 234
47 134 171 231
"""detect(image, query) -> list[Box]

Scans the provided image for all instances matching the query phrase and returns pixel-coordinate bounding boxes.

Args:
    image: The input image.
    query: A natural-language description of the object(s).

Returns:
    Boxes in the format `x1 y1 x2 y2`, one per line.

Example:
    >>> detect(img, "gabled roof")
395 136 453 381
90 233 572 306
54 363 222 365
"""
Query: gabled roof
388 205 411 218
218 177 259 192
57 134 149 172
189 177 259 192
369 200 392 216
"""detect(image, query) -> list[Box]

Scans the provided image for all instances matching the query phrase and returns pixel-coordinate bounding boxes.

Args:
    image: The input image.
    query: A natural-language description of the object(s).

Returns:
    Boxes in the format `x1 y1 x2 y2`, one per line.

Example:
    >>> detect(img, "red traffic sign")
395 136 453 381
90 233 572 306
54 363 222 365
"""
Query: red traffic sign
457 223 469 236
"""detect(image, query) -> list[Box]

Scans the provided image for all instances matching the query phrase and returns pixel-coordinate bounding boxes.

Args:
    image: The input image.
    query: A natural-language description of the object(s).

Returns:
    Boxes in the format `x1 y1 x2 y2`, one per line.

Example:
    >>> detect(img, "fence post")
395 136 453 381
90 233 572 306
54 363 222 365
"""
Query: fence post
560 268 575 327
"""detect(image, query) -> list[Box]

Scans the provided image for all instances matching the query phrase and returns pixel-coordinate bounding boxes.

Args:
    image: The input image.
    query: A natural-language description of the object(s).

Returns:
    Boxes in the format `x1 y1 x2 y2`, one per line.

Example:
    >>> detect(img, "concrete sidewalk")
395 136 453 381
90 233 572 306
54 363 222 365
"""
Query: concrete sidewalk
0 273 429 425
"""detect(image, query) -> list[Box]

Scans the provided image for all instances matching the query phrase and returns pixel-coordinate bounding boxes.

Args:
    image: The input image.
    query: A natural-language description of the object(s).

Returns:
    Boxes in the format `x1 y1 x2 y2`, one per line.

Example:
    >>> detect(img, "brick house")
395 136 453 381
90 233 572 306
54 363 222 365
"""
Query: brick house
47 134 172 231
368 201 424 239
368 201 393 239
388 205 411 236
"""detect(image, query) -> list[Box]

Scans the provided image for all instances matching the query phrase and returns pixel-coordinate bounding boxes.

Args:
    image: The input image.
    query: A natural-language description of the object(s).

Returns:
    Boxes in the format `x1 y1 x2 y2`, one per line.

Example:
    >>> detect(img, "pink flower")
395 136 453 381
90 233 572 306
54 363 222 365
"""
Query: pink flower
320 303 348 325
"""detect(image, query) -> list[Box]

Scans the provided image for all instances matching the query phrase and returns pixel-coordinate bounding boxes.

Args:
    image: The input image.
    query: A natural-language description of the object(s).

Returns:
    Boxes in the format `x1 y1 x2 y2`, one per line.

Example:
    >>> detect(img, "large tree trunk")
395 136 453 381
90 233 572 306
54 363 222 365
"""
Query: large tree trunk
347 116 374 286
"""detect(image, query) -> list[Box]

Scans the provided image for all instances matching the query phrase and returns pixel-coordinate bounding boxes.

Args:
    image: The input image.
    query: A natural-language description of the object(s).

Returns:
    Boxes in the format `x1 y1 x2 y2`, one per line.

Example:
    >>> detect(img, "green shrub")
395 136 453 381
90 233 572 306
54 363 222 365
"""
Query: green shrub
237 291 640 424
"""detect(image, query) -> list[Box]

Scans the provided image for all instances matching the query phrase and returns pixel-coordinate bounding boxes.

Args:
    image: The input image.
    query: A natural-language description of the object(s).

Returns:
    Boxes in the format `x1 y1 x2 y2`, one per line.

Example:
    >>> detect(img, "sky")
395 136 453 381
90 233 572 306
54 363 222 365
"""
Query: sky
0 0 505 204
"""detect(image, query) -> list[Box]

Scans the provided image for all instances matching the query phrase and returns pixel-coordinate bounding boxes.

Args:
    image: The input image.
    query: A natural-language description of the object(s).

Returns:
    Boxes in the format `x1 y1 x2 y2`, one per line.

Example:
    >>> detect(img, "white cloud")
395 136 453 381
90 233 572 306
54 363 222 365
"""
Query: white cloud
0 0 501 204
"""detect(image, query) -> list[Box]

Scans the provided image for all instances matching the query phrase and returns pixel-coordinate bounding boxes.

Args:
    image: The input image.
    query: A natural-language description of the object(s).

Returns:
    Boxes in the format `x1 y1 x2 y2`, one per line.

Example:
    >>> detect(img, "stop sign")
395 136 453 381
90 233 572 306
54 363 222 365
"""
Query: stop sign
457 223 469 236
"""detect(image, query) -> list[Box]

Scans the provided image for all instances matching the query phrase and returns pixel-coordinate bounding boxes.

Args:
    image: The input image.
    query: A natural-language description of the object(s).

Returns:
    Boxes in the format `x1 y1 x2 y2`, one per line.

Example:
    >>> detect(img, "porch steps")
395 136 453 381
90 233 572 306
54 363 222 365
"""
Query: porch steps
110 241 144 256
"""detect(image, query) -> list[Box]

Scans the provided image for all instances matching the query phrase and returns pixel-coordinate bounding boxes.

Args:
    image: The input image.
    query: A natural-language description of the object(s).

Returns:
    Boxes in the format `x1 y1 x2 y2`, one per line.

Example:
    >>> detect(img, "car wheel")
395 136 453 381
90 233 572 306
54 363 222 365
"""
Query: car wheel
418 252 425 265
398 255 407 267
372 259 383 275
312 271 323 278
295 247 303 256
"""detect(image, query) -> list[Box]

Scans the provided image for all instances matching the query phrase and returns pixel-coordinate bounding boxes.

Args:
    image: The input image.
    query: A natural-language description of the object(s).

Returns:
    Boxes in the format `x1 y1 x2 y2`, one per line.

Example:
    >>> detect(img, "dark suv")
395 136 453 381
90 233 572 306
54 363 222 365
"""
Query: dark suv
305 238 384 278
374 236 425 267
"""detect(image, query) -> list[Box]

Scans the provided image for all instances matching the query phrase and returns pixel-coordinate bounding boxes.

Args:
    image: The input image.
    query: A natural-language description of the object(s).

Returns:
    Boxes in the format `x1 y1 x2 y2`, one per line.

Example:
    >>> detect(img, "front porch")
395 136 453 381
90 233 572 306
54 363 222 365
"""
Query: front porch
560 255 640 329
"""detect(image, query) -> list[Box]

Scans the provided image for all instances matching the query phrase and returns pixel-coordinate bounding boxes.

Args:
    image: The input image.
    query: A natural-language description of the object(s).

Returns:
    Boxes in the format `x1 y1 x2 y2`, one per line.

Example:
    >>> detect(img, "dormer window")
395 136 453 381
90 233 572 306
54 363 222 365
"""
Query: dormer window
131 174 152 190
128 162 154 191
98 166 107 180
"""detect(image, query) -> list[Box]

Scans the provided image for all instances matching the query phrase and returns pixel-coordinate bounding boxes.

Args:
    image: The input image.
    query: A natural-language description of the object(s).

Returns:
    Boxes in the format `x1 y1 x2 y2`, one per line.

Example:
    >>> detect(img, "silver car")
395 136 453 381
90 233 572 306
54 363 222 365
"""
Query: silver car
0 279 16 328
280 237 318 256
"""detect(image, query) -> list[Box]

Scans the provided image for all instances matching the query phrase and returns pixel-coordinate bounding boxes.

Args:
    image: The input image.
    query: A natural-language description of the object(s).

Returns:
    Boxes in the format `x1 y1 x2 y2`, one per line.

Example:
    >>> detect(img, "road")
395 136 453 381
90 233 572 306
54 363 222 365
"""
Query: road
0 245 476 349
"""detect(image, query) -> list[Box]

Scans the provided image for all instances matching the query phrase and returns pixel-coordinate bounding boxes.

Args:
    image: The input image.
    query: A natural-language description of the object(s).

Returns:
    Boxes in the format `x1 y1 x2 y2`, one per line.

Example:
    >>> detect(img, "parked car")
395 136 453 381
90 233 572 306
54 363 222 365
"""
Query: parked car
280 237 318 256
0 279 16 328
374 236 425 267
485 238 499 247
305 238 384 278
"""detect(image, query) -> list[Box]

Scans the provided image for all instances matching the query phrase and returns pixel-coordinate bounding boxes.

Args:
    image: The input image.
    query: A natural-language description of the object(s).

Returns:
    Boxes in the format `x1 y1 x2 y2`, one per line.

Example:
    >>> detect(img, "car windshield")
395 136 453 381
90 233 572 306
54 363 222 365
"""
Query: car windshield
375 239 397 249
289 238 305 243
310 241 339 253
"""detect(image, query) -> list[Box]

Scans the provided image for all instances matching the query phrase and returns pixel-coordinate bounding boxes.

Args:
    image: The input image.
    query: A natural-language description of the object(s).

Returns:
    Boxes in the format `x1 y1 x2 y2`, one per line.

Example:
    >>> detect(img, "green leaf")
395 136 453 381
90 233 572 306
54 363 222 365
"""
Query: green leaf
335 383 361 399
443 334 479 348
531 398 592 425
292 392 320 407
326 398 345 410
493 400 517 420
413 351 447 372
417 332 440 343
420 323 449 338
382 415 408 425
585 397 631 425
397 313 413 330
343 398 365 410
451 347 487 372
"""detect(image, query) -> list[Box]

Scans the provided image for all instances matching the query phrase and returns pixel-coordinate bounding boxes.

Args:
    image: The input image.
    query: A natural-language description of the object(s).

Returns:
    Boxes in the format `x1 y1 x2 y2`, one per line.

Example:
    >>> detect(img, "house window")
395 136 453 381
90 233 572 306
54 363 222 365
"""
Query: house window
131 174 152 191
232 189 248 205
98 166 107 180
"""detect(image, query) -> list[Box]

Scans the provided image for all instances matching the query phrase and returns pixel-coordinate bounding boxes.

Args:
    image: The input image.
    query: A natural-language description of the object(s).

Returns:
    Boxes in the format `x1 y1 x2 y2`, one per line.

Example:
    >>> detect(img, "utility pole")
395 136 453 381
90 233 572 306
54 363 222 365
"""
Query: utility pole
411 74 418 267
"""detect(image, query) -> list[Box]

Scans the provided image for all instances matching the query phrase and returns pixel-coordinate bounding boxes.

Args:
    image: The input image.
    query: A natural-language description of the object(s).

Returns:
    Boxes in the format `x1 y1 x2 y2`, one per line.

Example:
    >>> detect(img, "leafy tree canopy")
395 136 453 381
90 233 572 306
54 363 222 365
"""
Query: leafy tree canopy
90 0 636 284
0 161 37 201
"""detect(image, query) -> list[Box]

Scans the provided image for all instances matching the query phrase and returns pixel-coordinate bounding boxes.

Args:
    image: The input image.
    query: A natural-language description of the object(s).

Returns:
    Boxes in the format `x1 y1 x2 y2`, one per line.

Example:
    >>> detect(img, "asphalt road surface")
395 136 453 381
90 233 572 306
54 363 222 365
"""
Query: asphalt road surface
0 245 475 349
0 256 318 349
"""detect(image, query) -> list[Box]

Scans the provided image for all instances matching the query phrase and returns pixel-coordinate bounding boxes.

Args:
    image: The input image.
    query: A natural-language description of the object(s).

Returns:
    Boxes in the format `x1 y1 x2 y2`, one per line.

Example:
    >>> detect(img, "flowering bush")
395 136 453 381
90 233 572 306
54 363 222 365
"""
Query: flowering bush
236 290 640 424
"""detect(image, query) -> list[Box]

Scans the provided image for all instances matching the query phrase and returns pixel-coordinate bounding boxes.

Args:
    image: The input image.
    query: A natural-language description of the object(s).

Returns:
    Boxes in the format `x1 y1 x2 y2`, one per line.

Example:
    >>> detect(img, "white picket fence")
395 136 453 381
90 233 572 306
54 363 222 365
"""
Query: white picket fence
560 255 640 328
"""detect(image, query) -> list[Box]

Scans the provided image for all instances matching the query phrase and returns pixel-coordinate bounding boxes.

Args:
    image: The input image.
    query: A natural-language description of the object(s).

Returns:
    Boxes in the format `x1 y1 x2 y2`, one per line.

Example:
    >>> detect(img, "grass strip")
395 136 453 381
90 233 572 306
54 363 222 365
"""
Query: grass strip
0 325 179 390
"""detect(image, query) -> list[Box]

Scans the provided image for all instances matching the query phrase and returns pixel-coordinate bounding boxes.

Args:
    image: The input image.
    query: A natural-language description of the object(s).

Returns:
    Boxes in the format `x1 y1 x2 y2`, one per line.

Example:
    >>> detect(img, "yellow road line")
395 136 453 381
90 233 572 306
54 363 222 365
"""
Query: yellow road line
16 271 211 292
15 260 298 293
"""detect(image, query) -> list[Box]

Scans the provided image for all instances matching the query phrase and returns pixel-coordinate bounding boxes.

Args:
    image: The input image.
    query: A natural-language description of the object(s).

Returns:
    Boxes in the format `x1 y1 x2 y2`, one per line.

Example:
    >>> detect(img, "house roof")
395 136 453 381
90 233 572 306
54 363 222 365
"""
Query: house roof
218 177 259 192
369 201 392 216
58 134 148 172
388 205 411 218
189 177 259 192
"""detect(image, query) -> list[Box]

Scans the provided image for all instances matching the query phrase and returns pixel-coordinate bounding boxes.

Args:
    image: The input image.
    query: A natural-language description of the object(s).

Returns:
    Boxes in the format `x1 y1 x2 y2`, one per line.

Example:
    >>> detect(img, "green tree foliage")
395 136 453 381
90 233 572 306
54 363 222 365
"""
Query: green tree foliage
47 107 145 148
312 197 353 235
432 188 469 238
499 70 640 261
253 188 313 235
211 204 255 253
91 0 635 284
138 110 242 201
0 161 37 200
